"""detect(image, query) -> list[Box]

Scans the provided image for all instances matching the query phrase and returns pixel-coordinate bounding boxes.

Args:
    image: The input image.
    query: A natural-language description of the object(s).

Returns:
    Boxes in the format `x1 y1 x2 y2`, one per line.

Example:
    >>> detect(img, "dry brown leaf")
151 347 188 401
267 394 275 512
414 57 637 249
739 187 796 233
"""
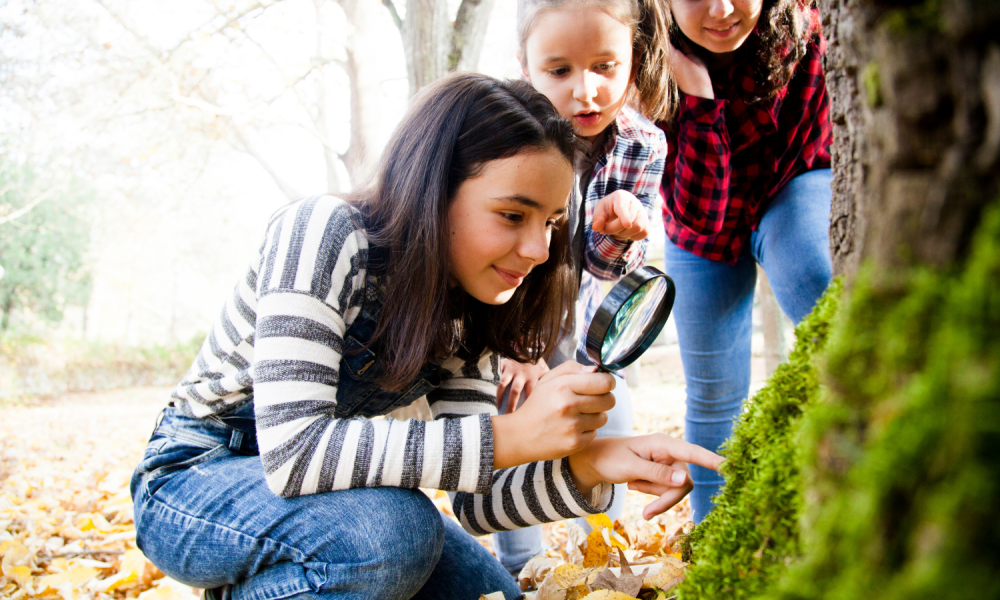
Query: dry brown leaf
641 556 686 592
592 548 646 597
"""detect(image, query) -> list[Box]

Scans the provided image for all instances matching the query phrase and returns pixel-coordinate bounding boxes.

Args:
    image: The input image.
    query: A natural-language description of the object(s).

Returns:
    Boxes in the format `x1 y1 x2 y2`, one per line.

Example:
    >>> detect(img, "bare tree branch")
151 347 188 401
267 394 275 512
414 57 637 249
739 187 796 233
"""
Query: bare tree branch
380 0 404 32
0 186 65 227
450 0 495 72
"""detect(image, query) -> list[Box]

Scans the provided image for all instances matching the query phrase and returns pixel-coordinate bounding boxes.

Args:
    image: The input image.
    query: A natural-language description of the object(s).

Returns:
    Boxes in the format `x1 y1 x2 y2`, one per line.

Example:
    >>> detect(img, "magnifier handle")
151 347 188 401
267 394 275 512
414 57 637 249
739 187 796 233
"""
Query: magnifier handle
595 365 613 374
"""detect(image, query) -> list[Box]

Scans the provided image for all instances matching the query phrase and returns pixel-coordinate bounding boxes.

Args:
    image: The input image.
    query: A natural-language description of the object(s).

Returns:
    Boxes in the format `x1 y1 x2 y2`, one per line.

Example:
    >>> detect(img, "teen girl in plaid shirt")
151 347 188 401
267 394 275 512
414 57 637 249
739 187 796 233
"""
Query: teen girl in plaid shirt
660 0 833 522
492 0 672 574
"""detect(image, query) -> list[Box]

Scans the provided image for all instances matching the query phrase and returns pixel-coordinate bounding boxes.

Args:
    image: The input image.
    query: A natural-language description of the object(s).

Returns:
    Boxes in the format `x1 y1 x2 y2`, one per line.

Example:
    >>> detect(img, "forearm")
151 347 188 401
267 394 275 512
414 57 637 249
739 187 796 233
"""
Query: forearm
453 458 614 536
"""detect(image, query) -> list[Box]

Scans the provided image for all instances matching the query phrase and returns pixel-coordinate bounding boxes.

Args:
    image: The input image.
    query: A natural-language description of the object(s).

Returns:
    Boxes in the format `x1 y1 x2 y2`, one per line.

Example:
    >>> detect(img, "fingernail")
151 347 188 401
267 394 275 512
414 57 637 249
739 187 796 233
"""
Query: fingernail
671 470 686 485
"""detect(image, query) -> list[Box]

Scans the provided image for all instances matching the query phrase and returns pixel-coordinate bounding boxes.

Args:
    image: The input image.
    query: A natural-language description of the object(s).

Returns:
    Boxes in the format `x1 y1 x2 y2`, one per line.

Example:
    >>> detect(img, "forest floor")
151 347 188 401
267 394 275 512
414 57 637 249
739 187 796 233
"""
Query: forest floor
0 341 768 599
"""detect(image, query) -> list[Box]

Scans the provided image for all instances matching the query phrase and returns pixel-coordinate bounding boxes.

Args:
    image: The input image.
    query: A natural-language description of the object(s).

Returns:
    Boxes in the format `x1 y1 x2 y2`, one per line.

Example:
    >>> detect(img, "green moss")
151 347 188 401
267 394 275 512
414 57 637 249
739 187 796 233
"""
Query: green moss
771 198 1000 600
880 0 943 34
677 196 1000 600
862 62 883 109
677 279 844 600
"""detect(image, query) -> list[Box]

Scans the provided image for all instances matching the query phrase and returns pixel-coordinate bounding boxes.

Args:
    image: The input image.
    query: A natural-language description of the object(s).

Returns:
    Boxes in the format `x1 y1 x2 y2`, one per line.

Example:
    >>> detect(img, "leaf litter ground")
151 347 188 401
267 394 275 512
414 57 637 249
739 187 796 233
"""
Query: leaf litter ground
1 344 716 600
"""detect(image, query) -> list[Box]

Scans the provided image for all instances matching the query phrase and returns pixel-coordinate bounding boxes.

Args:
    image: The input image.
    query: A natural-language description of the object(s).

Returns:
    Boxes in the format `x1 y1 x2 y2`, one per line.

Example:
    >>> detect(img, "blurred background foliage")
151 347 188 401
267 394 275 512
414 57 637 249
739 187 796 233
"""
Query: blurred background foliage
0 0 520 399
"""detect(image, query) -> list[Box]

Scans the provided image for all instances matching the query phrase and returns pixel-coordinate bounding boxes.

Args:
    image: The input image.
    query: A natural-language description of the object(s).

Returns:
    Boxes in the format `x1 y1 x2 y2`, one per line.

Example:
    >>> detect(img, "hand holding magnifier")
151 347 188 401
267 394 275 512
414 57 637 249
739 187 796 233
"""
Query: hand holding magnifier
584 265 675 372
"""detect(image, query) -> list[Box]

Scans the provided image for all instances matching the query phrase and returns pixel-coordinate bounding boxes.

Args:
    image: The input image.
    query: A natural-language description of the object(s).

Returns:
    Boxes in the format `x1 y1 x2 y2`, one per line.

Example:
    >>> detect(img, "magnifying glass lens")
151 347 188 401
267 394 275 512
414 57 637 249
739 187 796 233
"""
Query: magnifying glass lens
600 277 669 365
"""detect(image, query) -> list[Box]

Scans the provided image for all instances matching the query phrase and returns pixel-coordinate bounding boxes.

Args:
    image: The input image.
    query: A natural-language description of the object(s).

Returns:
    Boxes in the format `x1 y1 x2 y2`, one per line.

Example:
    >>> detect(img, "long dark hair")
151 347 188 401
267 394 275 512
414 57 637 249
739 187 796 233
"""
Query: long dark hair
349 73 578 391
665 0 817 104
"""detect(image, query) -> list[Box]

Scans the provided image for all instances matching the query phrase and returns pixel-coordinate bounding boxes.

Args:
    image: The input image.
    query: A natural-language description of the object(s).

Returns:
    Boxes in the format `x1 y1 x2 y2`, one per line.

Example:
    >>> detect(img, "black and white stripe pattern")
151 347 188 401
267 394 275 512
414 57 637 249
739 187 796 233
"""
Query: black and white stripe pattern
454 458 614 535
170 195 613 533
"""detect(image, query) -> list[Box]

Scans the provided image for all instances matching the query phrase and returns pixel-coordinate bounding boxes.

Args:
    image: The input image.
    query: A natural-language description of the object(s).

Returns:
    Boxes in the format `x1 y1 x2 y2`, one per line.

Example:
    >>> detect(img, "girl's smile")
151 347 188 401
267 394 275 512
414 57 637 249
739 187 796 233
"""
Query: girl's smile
671 0 762 55
447 147 573 305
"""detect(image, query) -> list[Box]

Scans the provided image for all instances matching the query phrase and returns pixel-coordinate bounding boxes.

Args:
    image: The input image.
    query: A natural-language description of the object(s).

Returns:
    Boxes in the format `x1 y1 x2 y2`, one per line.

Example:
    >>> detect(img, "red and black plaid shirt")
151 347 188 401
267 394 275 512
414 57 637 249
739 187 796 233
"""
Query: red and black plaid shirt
658 30 832 264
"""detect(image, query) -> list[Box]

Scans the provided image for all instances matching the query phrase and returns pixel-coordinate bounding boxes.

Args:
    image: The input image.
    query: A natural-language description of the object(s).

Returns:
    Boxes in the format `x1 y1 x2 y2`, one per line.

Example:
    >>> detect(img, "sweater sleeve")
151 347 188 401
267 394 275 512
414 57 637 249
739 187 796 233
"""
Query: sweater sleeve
583 125 668 281
423 352 616 535
251 196 492 498
664 93 731 236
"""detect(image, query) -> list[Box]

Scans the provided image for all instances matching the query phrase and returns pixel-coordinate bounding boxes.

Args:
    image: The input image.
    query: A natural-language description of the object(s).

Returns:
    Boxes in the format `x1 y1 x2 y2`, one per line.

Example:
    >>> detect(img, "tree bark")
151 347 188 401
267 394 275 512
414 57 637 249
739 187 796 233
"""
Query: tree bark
403 0 450 96
821 0 1000 279
451 0 497 72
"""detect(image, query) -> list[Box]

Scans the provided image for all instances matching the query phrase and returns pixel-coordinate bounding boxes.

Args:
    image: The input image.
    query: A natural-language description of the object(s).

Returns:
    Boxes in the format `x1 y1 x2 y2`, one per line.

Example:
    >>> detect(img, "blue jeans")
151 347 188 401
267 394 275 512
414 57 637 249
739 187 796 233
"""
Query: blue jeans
663 169 833 523
492 374 634 574
130 405 523 600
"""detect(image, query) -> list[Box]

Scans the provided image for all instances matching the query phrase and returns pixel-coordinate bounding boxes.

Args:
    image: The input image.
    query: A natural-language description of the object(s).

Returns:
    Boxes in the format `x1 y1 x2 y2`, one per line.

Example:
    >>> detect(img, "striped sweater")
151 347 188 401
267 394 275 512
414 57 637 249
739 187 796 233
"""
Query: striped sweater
171 195 613 535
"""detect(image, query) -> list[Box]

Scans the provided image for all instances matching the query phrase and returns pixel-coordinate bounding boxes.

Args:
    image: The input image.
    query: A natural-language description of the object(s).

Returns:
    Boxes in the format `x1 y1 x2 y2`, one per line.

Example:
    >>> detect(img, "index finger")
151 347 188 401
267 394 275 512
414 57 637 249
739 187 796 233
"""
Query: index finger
613 193 634 229
655 438 724 472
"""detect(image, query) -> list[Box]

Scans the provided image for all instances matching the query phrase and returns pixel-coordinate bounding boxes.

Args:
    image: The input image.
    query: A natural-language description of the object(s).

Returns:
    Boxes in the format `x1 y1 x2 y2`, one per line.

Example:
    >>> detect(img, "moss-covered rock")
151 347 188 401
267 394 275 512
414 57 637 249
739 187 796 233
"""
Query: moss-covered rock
677 279 844 600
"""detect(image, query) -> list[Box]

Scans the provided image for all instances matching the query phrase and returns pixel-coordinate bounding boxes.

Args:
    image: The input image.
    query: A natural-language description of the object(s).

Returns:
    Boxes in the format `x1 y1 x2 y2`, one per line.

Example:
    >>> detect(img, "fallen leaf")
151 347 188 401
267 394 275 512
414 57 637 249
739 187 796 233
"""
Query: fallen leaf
582 528 609 568
592 548 645 597
34 566 100 593
642 556 686 592
579 590 636 600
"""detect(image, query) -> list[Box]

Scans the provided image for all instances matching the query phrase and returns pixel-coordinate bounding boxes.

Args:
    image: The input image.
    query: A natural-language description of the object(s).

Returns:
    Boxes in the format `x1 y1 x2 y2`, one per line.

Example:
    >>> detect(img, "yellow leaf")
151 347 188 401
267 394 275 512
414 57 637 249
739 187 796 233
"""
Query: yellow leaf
600 528 628 552
580 591 636 600
138 586 183 600
582 529 609 568
641 556 686 592
1 541 30 567
5 565 32 586
76 513 112 533
99 549 147 592
585 514 614 533
35 566 100 593
552 564 594 589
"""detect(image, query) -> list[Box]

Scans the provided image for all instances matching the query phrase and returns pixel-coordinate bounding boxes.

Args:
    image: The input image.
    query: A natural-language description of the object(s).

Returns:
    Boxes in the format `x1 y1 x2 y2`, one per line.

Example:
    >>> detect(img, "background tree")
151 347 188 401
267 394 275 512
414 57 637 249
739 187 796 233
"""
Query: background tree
0 158 93 333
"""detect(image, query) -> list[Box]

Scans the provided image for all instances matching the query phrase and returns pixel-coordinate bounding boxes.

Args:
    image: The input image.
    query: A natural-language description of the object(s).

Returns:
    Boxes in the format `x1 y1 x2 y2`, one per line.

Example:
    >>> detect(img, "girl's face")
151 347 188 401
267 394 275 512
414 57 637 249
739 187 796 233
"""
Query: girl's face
671 0 763 55
447 148 573 305
522 6 634 140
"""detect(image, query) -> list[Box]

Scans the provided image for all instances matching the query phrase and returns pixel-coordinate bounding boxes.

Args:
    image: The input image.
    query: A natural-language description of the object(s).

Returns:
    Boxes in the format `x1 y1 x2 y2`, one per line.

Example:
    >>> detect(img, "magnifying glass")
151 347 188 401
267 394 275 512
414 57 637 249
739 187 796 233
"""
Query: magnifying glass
584 266 675 372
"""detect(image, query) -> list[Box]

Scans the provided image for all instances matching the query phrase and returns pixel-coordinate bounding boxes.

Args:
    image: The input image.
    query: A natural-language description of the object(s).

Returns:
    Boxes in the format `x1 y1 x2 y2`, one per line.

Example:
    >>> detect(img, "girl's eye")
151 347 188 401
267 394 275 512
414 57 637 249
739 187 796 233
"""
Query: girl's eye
547 67 569 77
596 62 616 72
500 212 524 223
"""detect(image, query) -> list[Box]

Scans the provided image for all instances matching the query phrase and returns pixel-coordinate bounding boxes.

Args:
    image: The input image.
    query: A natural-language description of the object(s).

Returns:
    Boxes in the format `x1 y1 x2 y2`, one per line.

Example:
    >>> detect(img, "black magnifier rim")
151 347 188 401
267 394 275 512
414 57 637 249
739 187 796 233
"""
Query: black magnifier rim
584 266 675 372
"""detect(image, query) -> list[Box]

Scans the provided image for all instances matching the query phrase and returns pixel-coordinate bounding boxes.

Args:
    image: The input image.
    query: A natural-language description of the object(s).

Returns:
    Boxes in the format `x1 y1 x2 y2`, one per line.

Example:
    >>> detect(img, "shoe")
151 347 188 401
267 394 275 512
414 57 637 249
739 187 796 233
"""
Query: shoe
202 585 229 600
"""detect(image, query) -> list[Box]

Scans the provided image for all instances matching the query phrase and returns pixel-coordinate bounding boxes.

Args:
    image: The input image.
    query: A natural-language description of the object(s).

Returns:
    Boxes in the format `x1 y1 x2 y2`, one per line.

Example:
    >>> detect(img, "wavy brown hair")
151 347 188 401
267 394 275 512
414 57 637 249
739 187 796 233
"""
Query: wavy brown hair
349 73 578 391
666 0 818 105
518 0 677 121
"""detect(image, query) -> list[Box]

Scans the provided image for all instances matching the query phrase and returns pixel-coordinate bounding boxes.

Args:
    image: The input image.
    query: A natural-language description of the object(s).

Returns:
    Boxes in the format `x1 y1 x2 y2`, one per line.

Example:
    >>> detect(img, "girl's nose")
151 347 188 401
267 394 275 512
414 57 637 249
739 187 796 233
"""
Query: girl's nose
572 70 598 103
708 0 735 18
518 225 550 265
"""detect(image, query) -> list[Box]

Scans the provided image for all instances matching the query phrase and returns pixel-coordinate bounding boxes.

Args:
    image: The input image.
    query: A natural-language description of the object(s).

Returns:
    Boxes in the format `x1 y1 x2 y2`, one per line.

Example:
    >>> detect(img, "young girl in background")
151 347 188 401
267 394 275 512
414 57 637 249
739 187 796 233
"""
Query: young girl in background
130 73 720 600
492 0 671 575
659 0 833 523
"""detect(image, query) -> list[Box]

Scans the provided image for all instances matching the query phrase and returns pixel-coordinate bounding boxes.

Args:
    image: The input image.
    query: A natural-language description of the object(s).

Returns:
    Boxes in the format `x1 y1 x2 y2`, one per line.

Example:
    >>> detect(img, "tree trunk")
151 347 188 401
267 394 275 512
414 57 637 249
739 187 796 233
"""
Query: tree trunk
403 0 450 96
821 0 1000 278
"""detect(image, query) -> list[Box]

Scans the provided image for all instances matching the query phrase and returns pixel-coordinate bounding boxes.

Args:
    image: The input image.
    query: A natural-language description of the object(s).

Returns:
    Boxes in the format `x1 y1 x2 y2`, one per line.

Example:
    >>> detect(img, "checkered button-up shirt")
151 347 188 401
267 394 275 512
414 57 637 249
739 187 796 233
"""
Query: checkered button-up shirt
659 30 831 264
572 106 667 356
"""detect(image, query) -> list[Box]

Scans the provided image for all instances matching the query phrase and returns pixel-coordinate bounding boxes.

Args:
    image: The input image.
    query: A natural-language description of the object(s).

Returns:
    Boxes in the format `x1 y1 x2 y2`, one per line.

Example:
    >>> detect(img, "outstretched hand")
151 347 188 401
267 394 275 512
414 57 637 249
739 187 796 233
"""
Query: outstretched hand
592 190 650 242
568 433 723 519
